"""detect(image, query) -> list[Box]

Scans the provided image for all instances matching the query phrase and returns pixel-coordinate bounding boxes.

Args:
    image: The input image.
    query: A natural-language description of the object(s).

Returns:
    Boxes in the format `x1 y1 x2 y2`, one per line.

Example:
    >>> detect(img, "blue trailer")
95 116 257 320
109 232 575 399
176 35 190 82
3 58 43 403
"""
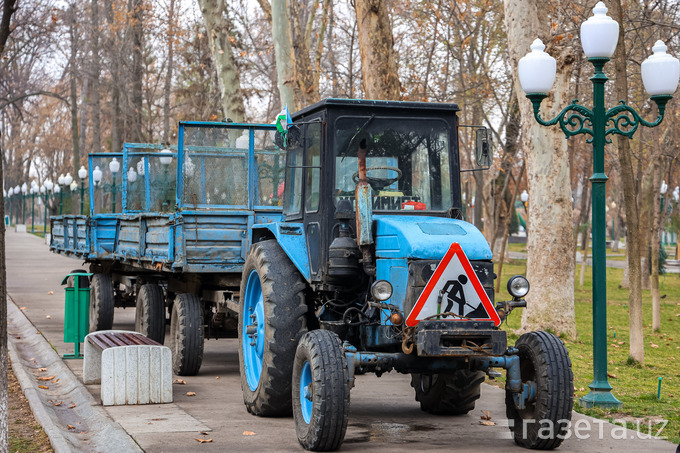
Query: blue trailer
52 100 573 451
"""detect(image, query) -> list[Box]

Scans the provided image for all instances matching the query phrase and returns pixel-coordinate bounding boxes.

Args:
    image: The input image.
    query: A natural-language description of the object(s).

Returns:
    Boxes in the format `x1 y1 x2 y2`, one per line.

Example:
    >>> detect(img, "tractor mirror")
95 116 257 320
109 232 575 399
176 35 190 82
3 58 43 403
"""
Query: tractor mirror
274 125 302 149
475 127 492 168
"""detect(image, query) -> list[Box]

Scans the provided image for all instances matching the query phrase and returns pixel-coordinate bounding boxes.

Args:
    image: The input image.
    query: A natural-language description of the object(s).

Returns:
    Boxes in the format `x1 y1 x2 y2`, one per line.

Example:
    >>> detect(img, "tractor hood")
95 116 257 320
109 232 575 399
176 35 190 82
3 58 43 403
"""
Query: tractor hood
373 215 492 260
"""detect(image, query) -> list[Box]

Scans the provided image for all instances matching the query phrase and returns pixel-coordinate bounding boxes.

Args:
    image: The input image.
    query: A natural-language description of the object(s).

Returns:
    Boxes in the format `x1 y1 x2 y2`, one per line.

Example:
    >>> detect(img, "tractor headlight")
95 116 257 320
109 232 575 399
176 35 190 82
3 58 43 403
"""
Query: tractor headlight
371 280 393 301
507 275 530 299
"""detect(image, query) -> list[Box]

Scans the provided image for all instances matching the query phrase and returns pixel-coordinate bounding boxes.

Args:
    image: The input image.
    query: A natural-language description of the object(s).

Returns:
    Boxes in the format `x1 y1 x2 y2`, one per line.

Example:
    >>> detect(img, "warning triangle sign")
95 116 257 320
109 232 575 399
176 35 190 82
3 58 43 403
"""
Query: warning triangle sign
406 242 500 327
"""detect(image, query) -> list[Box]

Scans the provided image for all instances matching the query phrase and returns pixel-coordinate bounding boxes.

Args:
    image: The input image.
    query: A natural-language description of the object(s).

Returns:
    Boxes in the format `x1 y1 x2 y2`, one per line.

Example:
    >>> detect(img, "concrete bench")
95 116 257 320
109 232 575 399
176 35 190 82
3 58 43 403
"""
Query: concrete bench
84 330 173 406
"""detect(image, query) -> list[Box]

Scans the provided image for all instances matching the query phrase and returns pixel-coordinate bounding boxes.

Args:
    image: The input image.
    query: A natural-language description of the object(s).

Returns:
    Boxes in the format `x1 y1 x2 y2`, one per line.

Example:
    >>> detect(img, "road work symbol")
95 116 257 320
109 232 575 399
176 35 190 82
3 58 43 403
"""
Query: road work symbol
406 242 500 327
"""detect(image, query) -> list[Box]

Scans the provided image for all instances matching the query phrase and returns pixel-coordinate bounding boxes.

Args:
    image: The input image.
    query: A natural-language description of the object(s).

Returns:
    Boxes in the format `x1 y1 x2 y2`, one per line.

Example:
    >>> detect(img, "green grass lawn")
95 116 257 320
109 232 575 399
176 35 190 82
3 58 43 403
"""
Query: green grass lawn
495 258 680 443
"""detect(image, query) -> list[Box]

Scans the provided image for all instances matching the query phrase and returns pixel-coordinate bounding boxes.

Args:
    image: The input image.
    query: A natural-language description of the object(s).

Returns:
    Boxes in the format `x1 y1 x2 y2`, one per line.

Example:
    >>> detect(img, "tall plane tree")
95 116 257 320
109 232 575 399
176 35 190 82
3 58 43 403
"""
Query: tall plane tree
504 0 577 338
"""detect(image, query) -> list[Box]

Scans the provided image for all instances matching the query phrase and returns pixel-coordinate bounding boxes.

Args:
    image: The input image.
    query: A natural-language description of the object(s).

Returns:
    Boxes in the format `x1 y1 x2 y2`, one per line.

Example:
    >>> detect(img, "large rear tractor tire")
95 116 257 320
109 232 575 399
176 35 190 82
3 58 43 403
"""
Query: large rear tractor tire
168 293 204 376
293 330 350 451
505 331 573 450
135 283 166 344
89 273 114 332
239 240 308 416
410 369 485 415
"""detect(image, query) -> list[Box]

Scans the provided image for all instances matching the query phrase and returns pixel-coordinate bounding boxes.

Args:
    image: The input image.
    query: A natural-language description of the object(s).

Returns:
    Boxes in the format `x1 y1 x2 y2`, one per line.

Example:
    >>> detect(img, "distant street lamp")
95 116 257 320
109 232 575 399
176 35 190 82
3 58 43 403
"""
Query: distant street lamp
518 1 679 408
43 180 54 237
78 166 87 215
21 182 28 224
109 158 120 213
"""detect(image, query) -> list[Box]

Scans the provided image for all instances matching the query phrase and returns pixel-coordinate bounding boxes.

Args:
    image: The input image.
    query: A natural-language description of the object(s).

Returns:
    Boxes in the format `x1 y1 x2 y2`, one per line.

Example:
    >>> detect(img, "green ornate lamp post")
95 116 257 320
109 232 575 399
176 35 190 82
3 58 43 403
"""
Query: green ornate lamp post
20 182 28 224
78 165 87 215
518 2 680 409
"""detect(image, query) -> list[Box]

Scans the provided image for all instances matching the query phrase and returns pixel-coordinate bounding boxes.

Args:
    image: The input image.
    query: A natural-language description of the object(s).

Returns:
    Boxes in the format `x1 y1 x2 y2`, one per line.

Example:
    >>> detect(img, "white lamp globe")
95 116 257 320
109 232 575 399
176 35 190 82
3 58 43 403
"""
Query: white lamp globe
64 173 73 186
520 190 529 202
58 174 65 185
136 160 145 176
31 180 38 189
21 182 27 194
78 165 87 180
580 2 619 58
93 166 103 184
2 189 5 197
70 181 78 191
109 157 120 174
54 185 61 194
159 149 173 166
40 186 46 194
660 180 668 194
518 39 556 94
127 167 138 183
641 41 680 96
13 185 20 194
44 180 53 191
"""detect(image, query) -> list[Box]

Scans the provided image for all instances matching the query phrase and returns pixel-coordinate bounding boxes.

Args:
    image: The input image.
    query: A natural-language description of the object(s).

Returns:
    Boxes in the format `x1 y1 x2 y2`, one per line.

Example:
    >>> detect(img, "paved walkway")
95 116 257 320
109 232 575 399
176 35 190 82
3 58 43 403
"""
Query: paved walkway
5 229 677 452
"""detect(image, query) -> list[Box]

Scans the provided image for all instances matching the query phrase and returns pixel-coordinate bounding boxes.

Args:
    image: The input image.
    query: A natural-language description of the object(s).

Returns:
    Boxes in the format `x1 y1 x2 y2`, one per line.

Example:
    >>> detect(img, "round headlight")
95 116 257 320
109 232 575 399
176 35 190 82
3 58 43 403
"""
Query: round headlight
507 275 530 298
371 280 393 301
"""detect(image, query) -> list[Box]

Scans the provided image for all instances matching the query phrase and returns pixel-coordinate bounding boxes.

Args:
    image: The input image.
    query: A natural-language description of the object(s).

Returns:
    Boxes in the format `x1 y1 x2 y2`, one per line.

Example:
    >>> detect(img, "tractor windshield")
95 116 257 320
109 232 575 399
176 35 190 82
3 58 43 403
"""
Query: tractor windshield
334 117 452 212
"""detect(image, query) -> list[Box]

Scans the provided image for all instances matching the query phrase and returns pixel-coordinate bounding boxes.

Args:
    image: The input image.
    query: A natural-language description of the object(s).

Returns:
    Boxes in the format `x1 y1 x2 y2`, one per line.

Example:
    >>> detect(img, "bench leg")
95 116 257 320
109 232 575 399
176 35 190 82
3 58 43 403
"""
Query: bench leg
83 339 102 385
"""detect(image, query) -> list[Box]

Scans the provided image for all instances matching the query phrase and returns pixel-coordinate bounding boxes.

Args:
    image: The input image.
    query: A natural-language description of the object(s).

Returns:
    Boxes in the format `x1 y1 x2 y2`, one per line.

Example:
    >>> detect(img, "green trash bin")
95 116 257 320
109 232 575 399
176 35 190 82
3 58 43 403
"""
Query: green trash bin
61 272 93 359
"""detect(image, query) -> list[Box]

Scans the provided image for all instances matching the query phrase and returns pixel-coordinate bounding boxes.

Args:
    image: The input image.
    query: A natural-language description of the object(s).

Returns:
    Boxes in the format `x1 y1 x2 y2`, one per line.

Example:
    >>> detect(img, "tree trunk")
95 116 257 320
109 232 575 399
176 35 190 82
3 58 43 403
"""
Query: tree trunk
650 160 662 332
289 0 318 106
198 0 246 123
69 5 80 183
130 0 144 142
353 0 401 100
580 225 591 287
610 0 643 363
0 2 18 450
504 0 576 339
91 0 102 157
271 0 296 110
104 0 121 152
163 0 176 144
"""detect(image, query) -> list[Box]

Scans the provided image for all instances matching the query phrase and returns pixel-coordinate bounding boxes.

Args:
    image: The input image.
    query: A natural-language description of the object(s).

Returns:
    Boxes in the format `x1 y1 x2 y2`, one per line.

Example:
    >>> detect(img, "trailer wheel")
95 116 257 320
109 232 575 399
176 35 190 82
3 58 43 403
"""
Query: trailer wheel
505 331 573 450
89 273 114 332
168 293 204 376
239 240 307 416
135 284 166 344
293 330 349 451
410 369 485 415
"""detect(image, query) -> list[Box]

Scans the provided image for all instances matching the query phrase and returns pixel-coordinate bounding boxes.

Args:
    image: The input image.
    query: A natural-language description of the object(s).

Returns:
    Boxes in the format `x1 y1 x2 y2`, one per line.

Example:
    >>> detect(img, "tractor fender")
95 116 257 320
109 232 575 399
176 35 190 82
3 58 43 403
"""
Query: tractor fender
251 222 311 282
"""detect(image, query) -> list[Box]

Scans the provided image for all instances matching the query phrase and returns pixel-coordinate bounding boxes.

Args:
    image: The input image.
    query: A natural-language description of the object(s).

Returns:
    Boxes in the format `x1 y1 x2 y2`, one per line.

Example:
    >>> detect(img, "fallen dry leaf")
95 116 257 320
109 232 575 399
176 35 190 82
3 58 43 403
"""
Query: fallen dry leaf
186 392 196 397
173 379 186 385
650 343 659 348
479 420 496 426
69 403 76 409
46 315 51 319
611 343 620 348
47 291 54 295
37 375 56 381
67 425 75 430
151 418 166 421
215 376 220 379
38 368 47 372
19 307 27 310
480 410 492 420
38 385 49 389
243 431 256 436
14 336 20 339
617 341 624 345
201 432 210 436
195 438 213 443
579 387 585 392
52 379 59 384
607 372 617 379
53 401 63 406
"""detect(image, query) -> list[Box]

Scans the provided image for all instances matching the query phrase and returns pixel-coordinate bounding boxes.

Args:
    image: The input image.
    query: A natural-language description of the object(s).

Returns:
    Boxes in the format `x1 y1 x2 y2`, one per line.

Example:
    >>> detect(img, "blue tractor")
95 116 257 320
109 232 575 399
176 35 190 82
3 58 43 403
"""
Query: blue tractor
239 99 573 450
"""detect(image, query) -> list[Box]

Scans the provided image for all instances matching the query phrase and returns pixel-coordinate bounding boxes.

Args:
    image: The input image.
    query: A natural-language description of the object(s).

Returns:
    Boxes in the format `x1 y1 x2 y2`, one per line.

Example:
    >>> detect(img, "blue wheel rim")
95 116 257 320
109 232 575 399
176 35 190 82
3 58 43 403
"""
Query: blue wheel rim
243 270 265 391
299 361 313 424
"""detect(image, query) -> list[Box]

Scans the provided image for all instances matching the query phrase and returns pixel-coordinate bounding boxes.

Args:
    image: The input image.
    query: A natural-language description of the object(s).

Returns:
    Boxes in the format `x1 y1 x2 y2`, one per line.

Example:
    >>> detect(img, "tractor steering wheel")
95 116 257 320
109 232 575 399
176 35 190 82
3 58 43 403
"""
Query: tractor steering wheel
352 166 403 192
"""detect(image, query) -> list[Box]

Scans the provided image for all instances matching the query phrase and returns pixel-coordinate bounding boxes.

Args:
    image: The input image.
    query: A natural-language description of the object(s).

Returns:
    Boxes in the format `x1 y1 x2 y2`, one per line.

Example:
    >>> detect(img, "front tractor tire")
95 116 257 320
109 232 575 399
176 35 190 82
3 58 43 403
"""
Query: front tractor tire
506 331 573 450
89 273 114 332
293 330 350 451
239 240 308 417
410 369 485 415
168 293 204 376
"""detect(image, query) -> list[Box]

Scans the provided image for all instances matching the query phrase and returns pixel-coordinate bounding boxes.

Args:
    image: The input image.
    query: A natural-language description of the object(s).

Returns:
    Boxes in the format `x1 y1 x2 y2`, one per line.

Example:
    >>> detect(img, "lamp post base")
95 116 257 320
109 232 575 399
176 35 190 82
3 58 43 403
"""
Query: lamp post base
579 389 622 409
